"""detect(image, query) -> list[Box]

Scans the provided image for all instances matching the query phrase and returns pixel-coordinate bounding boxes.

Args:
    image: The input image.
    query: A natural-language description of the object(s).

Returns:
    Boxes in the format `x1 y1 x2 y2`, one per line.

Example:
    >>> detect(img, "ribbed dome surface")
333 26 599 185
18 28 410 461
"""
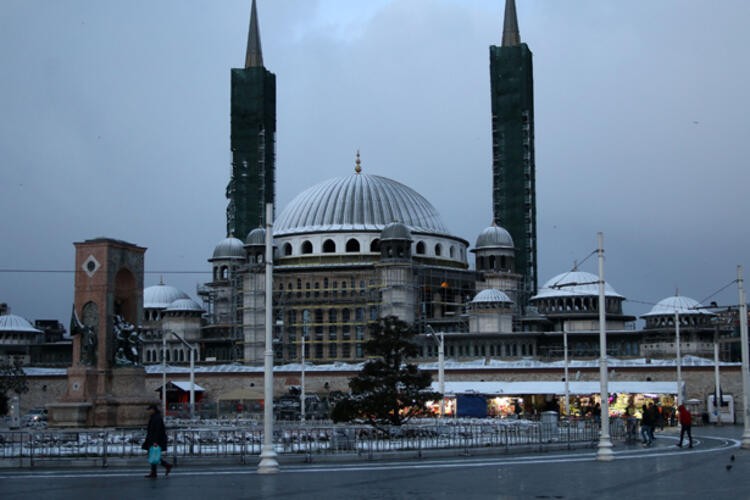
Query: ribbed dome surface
212 237 246 259
274 174 449 236
0 314 42 333
475 224 514 249
165 298 204 313
532 271 624 300
472 289 513 303
641 296 714 317
144 284 190 309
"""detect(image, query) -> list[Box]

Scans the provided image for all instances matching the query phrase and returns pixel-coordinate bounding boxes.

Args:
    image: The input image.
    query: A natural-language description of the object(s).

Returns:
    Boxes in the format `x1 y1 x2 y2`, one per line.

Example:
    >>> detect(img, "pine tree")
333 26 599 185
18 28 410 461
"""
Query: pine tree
331 316 441 428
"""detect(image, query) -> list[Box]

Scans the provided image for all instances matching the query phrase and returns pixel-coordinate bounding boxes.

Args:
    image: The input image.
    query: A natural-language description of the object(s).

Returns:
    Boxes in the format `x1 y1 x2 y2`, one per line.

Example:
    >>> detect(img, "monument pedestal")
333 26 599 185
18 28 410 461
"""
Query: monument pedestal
49 365 156 428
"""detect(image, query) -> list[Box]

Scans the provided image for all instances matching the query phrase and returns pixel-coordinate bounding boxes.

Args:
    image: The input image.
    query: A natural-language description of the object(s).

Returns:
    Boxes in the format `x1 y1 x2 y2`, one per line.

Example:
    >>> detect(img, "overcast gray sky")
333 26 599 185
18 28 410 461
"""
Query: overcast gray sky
2 0 749 326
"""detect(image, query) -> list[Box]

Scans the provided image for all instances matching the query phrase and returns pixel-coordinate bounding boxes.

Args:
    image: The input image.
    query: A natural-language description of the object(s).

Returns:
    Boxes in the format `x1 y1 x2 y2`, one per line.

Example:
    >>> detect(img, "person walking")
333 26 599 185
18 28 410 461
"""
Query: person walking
142 404 173 478
640 402 653 446
677 404 694 448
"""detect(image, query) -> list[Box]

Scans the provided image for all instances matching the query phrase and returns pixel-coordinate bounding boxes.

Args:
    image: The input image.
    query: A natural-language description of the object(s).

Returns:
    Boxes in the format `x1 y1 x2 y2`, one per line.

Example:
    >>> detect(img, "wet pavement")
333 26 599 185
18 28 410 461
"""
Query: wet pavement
0 425 747 499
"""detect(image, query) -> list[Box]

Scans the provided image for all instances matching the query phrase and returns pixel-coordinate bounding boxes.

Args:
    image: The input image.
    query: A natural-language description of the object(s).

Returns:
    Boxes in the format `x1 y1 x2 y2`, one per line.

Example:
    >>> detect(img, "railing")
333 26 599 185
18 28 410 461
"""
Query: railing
0 417 619 468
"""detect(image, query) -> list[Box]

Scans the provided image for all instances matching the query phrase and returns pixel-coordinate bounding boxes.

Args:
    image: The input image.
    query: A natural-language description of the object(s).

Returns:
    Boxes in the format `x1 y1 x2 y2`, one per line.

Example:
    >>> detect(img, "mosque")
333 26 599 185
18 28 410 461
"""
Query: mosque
131 1 736 371
3 0 745 421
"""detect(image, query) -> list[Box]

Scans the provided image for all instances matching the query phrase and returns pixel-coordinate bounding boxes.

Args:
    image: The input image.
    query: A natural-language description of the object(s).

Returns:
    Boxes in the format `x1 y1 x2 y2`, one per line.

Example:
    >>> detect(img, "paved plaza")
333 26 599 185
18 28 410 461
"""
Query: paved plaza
0 426 747 499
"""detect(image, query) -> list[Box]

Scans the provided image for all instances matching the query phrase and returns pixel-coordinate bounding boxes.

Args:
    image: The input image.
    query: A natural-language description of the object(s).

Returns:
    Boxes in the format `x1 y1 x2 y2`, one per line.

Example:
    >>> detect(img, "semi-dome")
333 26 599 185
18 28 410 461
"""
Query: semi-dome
0 313 42 333
274 173 449 236
144 284 190 309
475 224 514 249
212 236 246 260
472 289 513 304
641 296 714 317
165 298 204 313
532 271 624 300
245 227 266 245
380 222 412 241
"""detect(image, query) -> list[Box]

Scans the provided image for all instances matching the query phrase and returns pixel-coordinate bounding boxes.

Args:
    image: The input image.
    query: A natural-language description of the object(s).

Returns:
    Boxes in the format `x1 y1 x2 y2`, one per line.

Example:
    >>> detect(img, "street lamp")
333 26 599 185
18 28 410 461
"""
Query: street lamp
258 203 279 473
426 324 445 418
563 325 570 416
737 266 750 449
301 309 310 422
595 232 614 461
674 309 683 406
161 330 198 419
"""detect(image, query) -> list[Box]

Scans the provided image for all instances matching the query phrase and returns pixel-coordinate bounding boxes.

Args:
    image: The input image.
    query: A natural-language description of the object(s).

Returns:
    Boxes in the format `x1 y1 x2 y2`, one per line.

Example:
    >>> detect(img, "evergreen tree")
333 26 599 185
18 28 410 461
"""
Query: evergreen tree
331 316 441 428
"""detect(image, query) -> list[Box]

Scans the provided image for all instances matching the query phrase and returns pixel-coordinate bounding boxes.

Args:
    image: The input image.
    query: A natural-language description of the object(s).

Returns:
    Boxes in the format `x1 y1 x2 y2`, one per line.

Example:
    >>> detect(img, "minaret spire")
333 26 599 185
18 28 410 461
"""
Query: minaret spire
501 0 521 47
245 0 264 68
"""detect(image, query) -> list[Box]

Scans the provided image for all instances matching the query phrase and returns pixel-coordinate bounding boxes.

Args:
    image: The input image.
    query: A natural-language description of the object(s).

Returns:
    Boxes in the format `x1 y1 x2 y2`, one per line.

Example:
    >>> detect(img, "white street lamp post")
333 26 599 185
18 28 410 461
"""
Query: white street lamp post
426 325 445 418
675 310 682 406
737 265 750 448
563 325 570 416
258 203 279 473
596 232 614 461
301 310 309 422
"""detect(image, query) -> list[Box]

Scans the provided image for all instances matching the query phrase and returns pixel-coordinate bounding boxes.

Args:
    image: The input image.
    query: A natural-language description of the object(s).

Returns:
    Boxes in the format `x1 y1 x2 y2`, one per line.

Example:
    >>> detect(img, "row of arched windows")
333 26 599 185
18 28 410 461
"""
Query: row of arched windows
280 238 463 259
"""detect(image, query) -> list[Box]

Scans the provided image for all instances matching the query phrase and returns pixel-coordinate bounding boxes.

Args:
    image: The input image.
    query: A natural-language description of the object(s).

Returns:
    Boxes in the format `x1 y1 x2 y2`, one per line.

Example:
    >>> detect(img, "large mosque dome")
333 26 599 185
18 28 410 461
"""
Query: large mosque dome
274 173 449 236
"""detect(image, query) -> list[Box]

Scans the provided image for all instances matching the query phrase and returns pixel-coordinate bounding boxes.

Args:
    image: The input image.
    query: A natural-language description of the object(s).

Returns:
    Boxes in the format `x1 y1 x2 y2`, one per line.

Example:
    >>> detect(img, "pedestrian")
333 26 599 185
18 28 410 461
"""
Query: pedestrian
676 404 693 448
142 404 173 478
640 402 653 446
646 402 660 442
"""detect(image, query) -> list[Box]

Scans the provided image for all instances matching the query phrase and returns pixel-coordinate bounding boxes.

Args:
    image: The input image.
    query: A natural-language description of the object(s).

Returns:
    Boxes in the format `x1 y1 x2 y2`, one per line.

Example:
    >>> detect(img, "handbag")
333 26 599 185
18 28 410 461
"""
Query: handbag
148 444 162 465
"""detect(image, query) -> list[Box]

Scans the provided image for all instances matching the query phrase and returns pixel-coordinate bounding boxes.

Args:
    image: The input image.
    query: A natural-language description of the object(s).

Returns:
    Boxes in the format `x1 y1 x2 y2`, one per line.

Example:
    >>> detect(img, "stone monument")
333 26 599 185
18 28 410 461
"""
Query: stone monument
48 238 157 427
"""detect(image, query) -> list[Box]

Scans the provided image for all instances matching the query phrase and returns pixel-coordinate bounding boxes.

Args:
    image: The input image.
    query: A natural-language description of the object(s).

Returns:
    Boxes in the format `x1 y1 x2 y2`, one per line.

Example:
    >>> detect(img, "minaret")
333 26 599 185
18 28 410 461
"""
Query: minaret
227 0 276 240
489 0 537 305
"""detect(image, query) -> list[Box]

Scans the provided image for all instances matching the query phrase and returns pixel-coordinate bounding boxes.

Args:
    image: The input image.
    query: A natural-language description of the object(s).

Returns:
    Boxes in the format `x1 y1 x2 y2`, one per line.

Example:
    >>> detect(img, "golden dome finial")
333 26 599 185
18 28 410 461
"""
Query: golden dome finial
355 149 362 174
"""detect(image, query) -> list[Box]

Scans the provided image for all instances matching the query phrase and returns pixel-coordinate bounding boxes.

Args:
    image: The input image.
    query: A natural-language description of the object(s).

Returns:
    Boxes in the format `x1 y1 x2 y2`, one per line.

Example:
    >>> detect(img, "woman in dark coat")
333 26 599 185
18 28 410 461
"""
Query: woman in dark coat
143 404 173 478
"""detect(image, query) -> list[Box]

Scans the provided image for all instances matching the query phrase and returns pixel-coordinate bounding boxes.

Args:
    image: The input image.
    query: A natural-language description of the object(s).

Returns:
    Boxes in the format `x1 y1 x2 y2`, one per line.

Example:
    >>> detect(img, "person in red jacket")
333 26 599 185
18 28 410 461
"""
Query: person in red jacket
677 404 693 448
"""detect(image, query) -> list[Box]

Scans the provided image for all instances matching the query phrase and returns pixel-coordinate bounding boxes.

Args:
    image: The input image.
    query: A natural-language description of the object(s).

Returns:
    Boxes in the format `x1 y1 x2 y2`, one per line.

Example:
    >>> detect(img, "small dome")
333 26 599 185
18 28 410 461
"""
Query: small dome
475 224 514 249
245 227 266 245
641 296 714 318
144 284 190 309
212 237 246 260
472 289 513 304
380 222 412 241
165 298 205 313
0 313 42 333
532 271 624 300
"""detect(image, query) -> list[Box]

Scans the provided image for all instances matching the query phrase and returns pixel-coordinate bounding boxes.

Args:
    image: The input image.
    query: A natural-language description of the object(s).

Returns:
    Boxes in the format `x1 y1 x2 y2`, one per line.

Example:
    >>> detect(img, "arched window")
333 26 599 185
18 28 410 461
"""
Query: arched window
301 241 313 254
416 241 426 254
220 266 229 280
489 255 496 269
322 239 336 253
283 243 292 256
346 239 360 252
370 239 380 253
449 246 455 258
435 243 442 256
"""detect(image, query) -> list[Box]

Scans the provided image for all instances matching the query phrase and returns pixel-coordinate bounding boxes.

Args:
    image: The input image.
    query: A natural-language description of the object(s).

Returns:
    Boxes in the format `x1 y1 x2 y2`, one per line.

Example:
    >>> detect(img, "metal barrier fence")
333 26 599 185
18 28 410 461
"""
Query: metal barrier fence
0 417 623 468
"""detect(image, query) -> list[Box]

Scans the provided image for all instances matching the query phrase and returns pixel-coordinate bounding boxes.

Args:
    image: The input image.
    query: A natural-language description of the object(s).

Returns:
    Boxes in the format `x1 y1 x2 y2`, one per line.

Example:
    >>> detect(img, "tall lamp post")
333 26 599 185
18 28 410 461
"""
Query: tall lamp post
563 325 570 416
426 325 445 418
674 309 683 406
596 232 614 461
258 203 279 473
737 265 750 448
161 331 197 419
301 309 310 422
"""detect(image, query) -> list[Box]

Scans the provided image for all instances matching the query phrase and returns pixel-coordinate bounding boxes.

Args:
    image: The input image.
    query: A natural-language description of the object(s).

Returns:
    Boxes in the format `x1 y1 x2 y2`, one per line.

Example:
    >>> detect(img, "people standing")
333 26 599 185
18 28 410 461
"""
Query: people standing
640 402 653 446
677 404 694 448
142 404 173 478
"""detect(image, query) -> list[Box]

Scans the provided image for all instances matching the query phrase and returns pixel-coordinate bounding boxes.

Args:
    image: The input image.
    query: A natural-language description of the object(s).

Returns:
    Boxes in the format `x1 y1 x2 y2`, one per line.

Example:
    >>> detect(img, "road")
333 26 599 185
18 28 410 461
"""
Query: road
0 427 747 499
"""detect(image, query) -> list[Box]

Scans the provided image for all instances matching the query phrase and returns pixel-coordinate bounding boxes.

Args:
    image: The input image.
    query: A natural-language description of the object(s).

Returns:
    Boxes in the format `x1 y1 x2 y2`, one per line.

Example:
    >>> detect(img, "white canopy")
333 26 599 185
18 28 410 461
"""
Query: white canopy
432 380 681 396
